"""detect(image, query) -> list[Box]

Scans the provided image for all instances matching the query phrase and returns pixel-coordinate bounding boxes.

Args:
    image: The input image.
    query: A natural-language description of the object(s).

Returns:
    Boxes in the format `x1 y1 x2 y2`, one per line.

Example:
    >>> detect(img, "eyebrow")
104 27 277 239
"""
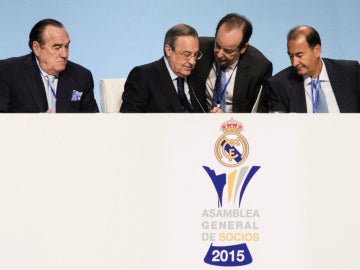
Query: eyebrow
52 41 71 47
288 51 304 56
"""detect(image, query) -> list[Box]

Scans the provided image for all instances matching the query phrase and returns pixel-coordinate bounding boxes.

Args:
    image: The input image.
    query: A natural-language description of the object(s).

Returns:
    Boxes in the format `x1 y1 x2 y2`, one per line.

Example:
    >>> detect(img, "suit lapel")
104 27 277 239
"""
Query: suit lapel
24 55 48 111
323 59 344 112
157 59 183 112
56 69 74 111
233 59 248 101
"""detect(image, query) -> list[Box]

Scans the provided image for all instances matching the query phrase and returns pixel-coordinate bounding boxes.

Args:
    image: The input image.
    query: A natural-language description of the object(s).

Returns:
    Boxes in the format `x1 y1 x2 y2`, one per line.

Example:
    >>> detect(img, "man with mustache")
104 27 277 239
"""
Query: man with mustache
0 18 99 113
267 25 360 113
120 24 206 113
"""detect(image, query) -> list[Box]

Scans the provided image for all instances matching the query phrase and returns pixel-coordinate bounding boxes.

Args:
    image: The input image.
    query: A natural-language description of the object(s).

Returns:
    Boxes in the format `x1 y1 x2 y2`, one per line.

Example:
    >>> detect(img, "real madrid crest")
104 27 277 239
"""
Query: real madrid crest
203 118 260 267
214 118 249 167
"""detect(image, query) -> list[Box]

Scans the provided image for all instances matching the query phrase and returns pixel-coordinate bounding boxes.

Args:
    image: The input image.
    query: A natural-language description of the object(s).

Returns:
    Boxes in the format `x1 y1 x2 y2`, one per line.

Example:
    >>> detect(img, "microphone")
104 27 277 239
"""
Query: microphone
188 84 207 113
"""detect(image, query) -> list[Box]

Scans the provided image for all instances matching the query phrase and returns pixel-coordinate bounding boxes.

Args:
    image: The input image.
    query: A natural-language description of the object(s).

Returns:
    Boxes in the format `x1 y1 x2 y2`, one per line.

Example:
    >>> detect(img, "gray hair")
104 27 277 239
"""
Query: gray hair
163 24 198 55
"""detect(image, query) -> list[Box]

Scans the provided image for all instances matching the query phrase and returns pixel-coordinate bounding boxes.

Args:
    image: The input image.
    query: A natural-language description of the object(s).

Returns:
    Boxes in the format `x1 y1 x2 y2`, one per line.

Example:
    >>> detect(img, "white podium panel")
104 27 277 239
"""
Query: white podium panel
0 114 359 270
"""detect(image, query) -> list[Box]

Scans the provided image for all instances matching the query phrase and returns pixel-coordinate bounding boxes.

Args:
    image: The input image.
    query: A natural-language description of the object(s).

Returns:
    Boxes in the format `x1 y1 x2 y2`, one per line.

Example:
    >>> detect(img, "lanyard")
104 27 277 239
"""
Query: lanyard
310 77 320 113
215 62 238 106
47 77 57 99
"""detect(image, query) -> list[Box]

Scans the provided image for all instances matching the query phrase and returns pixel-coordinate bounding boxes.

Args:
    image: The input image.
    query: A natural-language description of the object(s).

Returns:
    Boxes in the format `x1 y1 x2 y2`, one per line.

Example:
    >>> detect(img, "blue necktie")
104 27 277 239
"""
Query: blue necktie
177 77 191 112
213 66 226 112
317 86 328 113
46 75 57 113
311 79 328 113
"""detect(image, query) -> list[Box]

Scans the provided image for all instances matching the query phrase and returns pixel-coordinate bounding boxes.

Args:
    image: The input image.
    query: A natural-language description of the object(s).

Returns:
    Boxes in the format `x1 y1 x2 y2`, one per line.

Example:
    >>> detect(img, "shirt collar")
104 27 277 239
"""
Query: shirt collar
35 57 58 78
228 59 239 70
36 57 48 77
164 56 179 81
303 58 330 84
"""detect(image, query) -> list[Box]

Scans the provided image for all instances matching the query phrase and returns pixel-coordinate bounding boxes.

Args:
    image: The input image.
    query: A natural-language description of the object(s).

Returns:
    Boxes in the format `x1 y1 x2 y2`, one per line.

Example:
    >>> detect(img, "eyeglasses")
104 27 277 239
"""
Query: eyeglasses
174 50 203 61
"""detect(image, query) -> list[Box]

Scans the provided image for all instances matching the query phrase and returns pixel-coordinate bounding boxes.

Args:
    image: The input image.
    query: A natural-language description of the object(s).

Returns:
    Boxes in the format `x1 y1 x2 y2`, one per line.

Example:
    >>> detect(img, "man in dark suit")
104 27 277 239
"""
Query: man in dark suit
191 13 272 113
120 24 207 113
268 25 360 113
0 18 99 113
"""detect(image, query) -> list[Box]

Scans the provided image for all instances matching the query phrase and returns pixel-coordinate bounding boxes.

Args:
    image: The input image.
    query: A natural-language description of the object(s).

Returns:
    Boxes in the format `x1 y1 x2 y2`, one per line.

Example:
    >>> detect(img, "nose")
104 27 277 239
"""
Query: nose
60 46 69 58
215 48 224 58
188 57 196 65
291 56 299 67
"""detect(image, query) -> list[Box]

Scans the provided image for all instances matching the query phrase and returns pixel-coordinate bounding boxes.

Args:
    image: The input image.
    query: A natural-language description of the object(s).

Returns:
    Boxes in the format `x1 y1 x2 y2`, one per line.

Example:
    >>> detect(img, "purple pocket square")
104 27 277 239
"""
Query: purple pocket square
71 90 83 101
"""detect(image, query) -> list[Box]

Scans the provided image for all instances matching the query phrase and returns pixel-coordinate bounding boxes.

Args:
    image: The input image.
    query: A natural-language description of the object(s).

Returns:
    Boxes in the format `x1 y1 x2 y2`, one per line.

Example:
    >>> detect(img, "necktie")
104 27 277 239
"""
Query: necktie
311 78 328 113
177 77 191 112
213 66 226 112
46 75 57 113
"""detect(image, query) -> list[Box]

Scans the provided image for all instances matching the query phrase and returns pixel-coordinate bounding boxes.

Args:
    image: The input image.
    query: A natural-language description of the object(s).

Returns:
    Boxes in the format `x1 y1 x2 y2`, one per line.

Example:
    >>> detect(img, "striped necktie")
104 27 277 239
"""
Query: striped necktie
311 78 328 113
177 77 192 112
46 75 57 113
213 66 226 111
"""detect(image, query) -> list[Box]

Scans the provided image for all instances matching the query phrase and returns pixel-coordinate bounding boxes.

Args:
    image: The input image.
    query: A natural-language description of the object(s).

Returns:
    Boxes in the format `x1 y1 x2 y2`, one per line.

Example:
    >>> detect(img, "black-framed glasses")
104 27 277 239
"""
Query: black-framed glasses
174 50 203 61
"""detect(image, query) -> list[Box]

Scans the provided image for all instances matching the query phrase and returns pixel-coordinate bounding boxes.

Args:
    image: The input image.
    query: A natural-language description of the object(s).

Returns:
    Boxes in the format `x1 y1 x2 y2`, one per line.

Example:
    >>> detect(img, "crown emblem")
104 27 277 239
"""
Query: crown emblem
215 118 249 167
221 118 243 134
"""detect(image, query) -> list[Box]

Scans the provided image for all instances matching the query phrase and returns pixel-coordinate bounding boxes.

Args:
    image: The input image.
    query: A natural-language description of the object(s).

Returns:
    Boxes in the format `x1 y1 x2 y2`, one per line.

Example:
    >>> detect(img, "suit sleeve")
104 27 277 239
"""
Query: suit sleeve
267 78 289 113
79 70 99 112
120 67 149 112
357 61 360 98
256 61 273 113
0 60 11 112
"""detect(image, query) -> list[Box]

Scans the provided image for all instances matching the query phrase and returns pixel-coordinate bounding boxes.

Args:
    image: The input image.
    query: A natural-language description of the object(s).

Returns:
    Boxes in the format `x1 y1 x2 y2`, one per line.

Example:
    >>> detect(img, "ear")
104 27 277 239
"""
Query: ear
164 44 172 57
314 44 322 57
32 41 41 57
240 43 249 54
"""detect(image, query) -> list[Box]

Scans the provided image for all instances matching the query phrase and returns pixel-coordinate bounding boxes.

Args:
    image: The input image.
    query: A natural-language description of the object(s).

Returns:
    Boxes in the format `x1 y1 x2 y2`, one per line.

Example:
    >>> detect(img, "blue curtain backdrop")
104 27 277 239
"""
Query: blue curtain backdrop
1 0 359 105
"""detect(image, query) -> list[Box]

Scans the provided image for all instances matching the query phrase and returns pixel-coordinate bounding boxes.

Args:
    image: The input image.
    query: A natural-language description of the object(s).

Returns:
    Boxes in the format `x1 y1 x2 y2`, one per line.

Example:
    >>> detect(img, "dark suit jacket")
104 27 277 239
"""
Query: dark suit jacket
190 37 273 112
0 54 99 113
120 58 206 112
267 58 360 113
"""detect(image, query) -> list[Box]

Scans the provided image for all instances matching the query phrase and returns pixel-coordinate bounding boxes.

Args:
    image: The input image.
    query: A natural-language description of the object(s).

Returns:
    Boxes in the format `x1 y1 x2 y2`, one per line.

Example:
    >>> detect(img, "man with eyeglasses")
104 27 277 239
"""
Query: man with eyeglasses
120 24 207 112
191 13 272 113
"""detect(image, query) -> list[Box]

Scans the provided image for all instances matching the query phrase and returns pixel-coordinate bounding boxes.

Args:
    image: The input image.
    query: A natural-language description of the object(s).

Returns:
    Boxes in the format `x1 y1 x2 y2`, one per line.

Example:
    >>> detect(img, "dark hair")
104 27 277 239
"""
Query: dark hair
28 18 64 51
287 25 321 48
163 24 198 55
215 13 253 50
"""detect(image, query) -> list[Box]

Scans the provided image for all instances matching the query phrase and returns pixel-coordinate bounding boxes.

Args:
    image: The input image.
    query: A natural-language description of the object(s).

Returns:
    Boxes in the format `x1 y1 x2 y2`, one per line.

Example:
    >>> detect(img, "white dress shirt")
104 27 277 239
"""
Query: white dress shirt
36 58 58 112
303 59 340 113
206 60 238 113
164 57 191 103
